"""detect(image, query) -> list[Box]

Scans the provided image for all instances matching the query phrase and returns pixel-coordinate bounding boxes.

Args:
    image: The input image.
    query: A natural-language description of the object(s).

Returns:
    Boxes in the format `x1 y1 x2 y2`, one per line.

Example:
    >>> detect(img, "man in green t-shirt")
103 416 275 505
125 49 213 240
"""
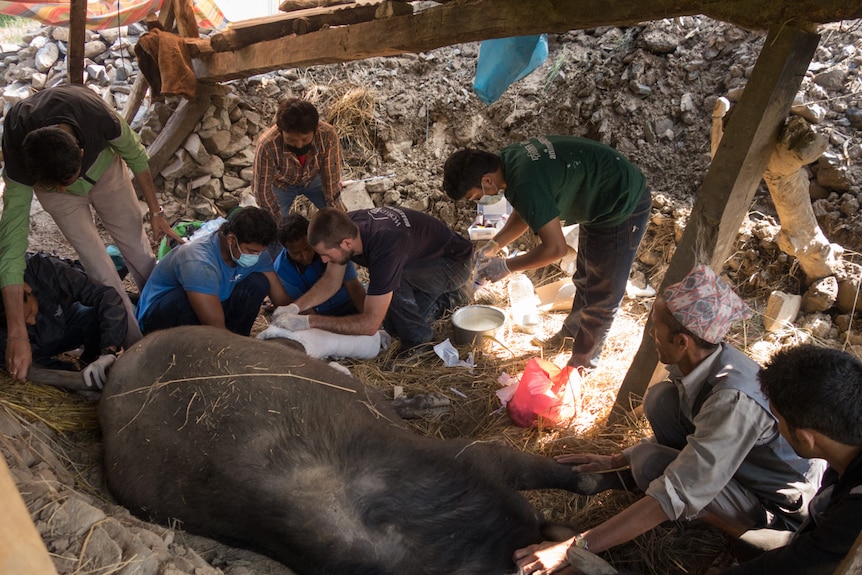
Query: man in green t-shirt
443 136 651 371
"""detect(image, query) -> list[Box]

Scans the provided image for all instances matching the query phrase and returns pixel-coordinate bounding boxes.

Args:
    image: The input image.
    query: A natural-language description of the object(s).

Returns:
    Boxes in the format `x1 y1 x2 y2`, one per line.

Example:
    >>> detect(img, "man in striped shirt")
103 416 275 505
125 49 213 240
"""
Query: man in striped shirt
253 98 346 220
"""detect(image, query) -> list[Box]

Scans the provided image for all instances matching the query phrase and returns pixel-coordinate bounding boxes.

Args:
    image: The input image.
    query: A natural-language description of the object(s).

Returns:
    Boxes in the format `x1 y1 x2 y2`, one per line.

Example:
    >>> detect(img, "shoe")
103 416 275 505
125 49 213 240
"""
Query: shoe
532 329 572 349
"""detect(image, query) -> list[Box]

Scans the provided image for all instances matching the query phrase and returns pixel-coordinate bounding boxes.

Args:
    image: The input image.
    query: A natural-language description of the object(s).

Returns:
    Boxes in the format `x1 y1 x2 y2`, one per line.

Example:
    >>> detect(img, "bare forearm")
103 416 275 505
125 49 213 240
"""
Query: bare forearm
504 242 565 273
2 285 28 338
294 268 344 311
308 312 379 336
492 212 529 248
582 496 670 553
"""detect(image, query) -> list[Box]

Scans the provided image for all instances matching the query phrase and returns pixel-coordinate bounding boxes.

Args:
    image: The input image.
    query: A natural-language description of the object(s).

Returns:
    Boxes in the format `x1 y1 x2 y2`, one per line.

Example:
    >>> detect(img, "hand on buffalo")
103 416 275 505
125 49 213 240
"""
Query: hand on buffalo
82 353 118 390
514 538 579 575
554 453 626 472
475 258 510 283
279 313 310 331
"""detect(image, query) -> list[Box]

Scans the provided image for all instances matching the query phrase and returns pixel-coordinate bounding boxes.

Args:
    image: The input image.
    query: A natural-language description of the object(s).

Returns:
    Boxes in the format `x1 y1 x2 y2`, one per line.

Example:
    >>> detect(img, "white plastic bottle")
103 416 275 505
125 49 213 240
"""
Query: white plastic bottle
508 273 540 334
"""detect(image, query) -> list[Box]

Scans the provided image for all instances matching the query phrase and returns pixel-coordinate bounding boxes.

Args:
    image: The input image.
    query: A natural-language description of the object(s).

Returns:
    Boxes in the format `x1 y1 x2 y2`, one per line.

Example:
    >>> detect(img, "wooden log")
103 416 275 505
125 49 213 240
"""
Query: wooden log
710 97 730 159
764 116 838 280
606 23 821 426
173 0 200 38
67 0 87 84
0 455 59 575
280 0 353 12
146 85 217 176
123 75 150 124
193 0 859 82
210 1 412 52
835 530 862 575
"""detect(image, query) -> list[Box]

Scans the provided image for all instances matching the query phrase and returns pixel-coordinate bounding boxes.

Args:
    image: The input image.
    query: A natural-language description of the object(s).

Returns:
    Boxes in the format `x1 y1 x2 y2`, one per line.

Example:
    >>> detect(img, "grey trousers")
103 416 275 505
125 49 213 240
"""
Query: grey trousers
35 156 155 347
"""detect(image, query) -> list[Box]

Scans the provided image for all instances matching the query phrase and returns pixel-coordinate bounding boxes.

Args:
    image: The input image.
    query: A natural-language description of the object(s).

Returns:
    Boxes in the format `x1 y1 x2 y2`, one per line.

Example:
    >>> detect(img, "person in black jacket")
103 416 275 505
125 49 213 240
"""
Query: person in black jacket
721 344 862 574
0 253 127 389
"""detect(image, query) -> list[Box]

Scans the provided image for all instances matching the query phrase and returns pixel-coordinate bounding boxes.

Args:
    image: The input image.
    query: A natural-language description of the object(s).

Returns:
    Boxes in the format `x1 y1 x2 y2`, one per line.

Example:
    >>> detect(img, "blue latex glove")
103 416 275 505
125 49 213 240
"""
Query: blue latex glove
476 258 511 283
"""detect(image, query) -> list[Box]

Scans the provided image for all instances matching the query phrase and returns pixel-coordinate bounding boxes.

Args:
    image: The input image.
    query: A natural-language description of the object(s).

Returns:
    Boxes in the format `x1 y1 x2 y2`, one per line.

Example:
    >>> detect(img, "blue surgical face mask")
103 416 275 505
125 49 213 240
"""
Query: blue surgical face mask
229 237 261 268
475 180 504 205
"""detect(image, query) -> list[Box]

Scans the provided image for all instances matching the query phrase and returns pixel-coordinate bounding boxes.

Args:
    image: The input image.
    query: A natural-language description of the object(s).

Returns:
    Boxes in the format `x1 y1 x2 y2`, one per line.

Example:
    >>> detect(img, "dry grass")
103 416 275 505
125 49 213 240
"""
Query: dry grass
304 81 382 173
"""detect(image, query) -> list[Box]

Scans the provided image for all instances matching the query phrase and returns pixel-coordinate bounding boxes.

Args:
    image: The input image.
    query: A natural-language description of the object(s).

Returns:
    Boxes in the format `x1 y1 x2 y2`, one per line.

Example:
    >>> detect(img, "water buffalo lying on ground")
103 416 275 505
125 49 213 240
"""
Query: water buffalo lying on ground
100 326 601 575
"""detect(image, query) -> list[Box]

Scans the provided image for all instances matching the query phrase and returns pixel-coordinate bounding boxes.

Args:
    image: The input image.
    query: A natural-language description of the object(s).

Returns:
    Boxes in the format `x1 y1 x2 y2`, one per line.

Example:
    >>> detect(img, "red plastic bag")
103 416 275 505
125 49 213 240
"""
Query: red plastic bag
507 357 579 427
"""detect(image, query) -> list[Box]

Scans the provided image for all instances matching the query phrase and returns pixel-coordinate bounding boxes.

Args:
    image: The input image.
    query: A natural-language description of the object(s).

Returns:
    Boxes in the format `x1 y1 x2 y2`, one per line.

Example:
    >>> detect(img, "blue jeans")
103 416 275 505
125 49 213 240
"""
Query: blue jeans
140 273 270 336
565 187 652 369
384 256 472 349
273 175 327 217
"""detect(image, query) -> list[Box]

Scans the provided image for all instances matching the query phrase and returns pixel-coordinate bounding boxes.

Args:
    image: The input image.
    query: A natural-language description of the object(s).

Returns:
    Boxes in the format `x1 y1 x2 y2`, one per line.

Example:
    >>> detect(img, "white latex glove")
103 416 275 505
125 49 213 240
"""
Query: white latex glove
272 303 300 322
474 239 499 262
82 353 117 390
476 258 510 283
280 314 311 331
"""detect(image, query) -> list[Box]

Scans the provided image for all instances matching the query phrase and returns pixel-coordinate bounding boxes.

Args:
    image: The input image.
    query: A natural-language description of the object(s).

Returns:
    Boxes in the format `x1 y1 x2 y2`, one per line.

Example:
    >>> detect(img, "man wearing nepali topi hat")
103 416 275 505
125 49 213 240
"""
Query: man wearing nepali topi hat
514 265 825 574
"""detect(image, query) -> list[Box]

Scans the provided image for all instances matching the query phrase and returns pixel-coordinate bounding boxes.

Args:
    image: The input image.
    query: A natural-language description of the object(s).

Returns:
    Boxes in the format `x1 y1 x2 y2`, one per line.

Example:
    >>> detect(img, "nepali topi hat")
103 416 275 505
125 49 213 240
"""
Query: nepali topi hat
662 264 753 344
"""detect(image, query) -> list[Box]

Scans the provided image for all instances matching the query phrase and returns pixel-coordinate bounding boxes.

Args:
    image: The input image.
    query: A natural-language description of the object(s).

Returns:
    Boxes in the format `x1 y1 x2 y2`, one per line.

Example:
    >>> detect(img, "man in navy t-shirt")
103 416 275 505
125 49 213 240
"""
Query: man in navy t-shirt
274 207 472 352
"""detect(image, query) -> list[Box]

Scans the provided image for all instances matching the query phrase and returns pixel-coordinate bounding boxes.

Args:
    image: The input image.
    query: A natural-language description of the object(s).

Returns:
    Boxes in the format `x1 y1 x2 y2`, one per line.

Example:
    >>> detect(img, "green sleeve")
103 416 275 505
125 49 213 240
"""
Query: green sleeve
0 173 35 287
108 116 150 174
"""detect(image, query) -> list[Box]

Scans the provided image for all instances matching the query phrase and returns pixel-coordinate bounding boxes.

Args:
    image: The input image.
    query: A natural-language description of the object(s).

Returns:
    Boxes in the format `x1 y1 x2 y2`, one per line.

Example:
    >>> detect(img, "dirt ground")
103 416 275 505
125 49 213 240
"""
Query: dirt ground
3 14 862 575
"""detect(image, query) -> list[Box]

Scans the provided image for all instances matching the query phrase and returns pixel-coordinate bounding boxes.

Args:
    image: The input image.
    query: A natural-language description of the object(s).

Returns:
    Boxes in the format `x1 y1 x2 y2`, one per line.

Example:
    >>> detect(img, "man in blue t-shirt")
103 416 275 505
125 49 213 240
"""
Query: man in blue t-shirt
274 214 365 317
136 207 293 336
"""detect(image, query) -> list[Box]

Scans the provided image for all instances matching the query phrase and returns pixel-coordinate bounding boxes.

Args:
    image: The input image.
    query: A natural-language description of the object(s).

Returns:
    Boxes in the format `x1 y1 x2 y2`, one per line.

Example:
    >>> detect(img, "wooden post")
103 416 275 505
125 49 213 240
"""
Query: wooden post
146 86 216 176
67 0 87 84
606 24 821 426
173 0 200 38
835 530 862 575
0 455 59 575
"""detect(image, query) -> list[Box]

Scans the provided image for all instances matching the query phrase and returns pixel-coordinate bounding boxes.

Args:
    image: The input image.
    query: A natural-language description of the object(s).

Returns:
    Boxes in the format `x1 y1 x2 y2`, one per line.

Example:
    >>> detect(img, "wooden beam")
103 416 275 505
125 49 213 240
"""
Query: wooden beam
192 0 858 82
67 0 87 84
211 1 413 52
0 455 59 575
280 0 353 12
173 0 199 38
835 530 862 575
606 23 821 426
146 85 216 176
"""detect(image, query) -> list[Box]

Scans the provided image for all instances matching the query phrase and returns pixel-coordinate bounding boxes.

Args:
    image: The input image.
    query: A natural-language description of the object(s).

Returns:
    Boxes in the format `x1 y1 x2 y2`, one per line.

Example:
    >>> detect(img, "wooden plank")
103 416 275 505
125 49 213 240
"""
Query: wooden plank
192 0 858 82
67 0 87 84
605 23 821 426
835 530 862 575
210 1 412 52
173 0 199 38
280 0 354 12
0 455 59 575
146 85 216 176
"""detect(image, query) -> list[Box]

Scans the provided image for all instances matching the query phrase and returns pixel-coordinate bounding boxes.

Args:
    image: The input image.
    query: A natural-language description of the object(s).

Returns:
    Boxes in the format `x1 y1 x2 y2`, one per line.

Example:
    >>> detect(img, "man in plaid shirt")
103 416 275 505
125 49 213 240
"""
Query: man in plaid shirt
253 98 347 220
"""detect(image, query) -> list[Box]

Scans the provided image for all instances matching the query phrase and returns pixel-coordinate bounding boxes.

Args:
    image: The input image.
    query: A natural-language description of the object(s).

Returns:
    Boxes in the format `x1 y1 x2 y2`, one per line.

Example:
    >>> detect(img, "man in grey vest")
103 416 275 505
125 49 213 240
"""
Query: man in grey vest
515 265 824 574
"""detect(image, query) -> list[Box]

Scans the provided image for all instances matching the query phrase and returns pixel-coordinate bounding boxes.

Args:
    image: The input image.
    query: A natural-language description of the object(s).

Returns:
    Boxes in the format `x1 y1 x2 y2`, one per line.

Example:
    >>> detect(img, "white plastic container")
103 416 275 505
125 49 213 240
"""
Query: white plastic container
507 273 540 334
